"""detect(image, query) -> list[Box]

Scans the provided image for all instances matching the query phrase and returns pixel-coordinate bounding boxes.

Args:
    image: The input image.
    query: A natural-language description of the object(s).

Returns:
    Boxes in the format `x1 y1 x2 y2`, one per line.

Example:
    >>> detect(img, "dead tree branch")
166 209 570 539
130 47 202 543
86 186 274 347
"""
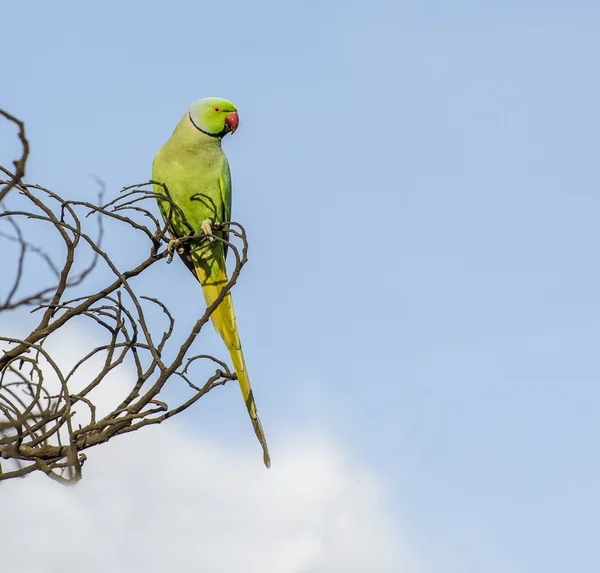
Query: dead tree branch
0 109 247 484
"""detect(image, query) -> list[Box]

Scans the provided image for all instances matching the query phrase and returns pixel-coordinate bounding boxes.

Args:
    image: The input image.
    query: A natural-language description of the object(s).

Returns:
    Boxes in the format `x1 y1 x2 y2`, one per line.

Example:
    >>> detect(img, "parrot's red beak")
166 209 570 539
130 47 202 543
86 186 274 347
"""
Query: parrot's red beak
225 111 239 134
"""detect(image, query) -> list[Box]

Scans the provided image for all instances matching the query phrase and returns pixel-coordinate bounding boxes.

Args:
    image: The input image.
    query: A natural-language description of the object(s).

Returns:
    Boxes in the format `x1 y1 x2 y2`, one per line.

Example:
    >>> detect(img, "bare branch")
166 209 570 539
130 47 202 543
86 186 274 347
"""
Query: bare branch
0 110 29 202
0 109 249 483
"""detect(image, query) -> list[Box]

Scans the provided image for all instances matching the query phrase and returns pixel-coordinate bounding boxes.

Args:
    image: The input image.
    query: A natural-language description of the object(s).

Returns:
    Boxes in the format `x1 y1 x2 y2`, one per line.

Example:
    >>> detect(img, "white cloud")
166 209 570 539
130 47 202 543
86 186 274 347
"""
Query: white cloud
1 327 415 573
3 427 409 573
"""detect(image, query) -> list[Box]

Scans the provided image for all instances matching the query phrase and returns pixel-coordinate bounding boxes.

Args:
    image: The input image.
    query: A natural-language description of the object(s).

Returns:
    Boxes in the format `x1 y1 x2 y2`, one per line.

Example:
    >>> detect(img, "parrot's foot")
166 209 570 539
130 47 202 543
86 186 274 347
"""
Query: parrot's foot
166 238 184 264
201 219 215 242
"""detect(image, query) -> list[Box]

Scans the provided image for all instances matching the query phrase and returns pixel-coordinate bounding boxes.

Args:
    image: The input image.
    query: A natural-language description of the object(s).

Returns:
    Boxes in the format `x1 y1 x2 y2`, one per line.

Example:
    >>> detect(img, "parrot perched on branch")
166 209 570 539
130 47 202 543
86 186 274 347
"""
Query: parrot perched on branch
152 97 270 467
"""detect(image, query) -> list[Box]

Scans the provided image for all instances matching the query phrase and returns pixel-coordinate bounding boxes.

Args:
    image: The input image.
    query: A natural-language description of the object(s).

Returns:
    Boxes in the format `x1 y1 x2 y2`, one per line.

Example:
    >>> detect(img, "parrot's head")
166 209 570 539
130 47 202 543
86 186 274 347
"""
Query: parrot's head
188 97 239 138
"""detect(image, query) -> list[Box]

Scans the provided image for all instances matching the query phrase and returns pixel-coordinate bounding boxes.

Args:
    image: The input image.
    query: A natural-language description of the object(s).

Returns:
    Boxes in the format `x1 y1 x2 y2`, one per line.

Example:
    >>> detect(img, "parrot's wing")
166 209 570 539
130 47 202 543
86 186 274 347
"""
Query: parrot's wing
219 157 232 260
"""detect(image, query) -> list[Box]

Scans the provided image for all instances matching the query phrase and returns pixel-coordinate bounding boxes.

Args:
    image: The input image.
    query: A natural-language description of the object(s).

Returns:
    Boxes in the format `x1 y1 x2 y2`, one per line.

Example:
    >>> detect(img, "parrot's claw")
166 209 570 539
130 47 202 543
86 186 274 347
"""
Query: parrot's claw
201 219 215 242
166 239 184 263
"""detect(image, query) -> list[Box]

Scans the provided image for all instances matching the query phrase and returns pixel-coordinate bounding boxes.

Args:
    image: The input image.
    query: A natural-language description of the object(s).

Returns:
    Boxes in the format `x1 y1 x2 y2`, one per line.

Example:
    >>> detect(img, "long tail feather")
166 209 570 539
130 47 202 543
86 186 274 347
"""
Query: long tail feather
193 256 271 468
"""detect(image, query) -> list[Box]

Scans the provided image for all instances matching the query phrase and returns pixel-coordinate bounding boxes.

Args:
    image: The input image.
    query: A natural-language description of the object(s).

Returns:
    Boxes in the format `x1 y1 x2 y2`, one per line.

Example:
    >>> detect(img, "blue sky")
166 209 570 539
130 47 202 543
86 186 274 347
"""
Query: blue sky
2 1 600 571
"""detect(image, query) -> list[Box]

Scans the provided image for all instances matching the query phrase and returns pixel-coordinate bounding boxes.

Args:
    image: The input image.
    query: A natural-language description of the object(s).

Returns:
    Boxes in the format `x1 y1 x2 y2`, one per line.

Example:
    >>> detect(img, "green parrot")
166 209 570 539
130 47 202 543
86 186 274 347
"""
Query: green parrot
152 97 270 467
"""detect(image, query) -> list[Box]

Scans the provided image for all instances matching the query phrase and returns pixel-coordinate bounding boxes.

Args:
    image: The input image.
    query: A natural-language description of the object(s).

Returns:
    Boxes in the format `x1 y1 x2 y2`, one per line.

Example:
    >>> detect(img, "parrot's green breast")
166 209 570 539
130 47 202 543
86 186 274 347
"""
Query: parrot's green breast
153 143 229 236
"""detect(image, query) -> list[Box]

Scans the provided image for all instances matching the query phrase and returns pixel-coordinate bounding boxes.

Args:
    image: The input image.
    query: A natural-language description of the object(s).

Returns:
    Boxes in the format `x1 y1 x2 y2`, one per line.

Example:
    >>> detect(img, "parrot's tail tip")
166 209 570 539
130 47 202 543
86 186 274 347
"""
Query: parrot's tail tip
250 416 271 468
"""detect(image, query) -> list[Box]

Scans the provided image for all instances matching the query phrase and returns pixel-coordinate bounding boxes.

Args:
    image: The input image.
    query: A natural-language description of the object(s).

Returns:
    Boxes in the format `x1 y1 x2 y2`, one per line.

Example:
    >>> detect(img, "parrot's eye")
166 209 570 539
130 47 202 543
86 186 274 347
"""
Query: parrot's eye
213 106 221 113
